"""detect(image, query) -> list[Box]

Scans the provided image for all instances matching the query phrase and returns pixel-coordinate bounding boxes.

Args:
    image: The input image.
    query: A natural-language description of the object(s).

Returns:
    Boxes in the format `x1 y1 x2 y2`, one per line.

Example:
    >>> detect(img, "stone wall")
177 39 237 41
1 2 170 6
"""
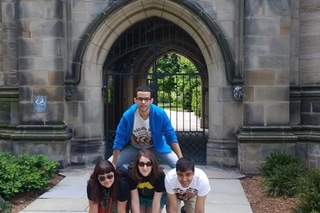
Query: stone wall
299 0 320 85
0 0 18 87
6 0 72 168
298 0 320 171
238 0 294 173
239 141 296 174
0 1 19 152
243 0 291 126
64 0 108 165
0 2 2 87
239 0 320 174
1 0 320 172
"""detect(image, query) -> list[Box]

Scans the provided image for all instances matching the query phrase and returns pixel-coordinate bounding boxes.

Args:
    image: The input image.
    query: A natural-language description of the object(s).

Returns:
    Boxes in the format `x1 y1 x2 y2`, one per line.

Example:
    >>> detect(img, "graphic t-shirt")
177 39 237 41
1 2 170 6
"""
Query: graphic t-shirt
165 168 211 201
131 110 153 149
128 171 166 199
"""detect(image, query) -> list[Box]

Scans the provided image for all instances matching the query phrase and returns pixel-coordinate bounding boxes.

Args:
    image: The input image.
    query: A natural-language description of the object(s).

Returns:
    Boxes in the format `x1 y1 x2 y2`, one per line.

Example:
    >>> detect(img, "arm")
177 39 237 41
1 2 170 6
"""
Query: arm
170 143 183 158
117 200 128 213
194 195 207 213
112 113 132 166
166 193 179 213
160 109 183 158
130 189 140 213
88 200 98 213
151 191 163 213
111 149 120 167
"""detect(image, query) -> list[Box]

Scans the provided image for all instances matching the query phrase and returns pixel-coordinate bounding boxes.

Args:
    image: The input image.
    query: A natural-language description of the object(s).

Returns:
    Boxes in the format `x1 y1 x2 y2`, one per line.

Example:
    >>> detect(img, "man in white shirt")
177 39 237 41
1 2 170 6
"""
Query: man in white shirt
165 157 211 213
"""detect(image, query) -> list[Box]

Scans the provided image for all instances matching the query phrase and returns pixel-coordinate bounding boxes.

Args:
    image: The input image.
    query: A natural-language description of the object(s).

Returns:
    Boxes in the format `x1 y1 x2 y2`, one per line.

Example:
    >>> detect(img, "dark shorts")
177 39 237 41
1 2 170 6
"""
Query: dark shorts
139 192 166 209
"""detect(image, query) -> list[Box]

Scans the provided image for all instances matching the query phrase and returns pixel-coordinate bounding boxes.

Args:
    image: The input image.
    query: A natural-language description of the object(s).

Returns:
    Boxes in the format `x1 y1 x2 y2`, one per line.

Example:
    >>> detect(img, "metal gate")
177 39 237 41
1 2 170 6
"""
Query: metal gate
103 18 207 164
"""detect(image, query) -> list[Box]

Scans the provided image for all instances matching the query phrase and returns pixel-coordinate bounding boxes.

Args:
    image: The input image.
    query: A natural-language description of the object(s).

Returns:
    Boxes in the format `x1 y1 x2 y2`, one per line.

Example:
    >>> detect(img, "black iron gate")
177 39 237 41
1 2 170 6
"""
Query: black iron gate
103 17 207 164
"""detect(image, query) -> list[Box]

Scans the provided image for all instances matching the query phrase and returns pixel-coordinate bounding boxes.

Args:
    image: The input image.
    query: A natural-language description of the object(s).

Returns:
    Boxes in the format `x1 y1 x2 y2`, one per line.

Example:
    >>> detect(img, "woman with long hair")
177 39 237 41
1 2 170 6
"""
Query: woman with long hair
128 149 166 213
87 160 130 213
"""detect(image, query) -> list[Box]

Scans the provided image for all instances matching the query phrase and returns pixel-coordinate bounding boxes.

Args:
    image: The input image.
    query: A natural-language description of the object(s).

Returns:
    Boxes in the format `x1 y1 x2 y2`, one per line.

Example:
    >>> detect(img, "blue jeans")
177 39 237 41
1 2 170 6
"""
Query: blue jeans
108 144 178 171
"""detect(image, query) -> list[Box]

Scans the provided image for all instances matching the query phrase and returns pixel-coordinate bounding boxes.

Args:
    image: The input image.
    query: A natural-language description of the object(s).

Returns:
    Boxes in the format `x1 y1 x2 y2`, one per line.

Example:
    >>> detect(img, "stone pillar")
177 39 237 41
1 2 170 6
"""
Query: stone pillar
64 0 105 166
205 0 241 169
12 0 71 168
0 1 19 151
297 0 320 170
237 0 297 174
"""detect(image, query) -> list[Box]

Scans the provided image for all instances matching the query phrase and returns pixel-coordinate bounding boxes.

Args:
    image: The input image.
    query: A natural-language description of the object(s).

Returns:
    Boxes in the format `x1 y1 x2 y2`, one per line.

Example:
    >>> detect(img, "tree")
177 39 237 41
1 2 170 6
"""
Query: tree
153 54 180 94
175 56 200 111
152 53 201 113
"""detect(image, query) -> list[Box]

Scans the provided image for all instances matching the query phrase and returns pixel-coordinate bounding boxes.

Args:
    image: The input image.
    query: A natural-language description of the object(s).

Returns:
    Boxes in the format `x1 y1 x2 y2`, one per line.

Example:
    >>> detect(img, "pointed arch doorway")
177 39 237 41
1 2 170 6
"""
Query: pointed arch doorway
69 0 242 167
103 17 208 164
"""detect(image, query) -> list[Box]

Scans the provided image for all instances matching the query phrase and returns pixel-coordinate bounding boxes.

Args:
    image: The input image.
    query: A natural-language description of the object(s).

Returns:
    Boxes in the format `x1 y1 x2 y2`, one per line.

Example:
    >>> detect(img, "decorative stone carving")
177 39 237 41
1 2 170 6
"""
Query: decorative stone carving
65 85 75 101
233 85 244 101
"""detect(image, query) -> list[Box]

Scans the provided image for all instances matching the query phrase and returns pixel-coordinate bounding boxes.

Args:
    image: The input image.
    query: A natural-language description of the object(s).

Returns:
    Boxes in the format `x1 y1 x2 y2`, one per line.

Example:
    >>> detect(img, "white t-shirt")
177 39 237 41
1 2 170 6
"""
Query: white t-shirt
130 110 153 149
165 168 211 200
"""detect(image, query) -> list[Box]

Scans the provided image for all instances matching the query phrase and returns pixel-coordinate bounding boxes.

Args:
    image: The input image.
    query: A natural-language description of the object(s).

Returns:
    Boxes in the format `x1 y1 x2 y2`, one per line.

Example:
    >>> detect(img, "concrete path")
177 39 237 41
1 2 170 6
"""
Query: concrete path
164 109 201 131
19 165 252 213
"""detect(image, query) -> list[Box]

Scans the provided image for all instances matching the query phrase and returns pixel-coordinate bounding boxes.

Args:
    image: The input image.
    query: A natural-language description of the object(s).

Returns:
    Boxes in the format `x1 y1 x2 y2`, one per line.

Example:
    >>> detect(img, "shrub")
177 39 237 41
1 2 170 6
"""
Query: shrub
0 152 57 198
259 151 307 197
0 195 10 213
260 151 304 178
292 169 320 213
261 163 306 197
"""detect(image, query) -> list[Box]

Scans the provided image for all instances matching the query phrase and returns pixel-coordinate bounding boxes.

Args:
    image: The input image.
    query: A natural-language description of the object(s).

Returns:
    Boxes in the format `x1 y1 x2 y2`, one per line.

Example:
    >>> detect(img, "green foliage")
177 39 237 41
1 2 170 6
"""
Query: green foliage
191 85 201 117
0 152 57 199
260 151 304 178
292 169 320 213
261 163 306 197
155 54 180 94
155 53 200 112
157 91 172 103
177 57 199 111
0 195 11 213
259 151 307 197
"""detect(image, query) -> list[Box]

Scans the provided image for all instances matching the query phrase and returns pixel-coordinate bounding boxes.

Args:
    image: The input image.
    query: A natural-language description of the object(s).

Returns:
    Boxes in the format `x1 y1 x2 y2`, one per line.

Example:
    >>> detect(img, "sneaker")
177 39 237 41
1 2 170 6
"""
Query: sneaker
181 206 186 213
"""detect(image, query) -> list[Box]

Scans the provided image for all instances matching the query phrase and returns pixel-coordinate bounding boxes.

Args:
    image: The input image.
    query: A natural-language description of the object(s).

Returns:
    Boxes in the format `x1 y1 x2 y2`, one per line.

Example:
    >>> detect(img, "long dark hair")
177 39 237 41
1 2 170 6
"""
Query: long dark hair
88 160 120 203
129 149 163 184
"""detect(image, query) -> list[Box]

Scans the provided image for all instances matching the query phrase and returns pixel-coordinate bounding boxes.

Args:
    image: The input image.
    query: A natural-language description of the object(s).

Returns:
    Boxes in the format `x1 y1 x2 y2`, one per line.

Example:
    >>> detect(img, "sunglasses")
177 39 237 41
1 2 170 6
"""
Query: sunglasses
138 161 152 167
136 97 151 101
97 174 114 182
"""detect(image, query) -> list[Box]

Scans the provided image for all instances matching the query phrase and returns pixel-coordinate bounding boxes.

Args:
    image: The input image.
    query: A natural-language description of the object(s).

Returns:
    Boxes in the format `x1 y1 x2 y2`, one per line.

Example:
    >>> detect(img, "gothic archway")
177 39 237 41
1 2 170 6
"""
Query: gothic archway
66 0 242 166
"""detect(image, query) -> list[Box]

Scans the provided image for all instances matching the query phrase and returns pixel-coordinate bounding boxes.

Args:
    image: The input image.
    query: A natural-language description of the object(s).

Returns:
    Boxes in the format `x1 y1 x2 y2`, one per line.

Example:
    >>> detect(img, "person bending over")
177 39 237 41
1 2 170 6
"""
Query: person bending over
165 157 211 213
127 149 166 213
87 160 130 213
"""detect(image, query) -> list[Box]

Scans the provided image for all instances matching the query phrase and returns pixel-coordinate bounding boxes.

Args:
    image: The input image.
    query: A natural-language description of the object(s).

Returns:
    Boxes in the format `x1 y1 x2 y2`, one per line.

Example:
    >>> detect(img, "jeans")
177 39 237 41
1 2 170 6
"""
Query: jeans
108 144 178 171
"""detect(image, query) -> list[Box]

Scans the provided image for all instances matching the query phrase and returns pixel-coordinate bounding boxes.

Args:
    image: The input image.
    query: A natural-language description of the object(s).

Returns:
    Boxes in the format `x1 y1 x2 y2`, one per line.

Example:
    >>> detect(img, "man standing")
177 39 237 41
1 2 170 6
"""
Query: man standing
109 85 183 171
165 157 211 213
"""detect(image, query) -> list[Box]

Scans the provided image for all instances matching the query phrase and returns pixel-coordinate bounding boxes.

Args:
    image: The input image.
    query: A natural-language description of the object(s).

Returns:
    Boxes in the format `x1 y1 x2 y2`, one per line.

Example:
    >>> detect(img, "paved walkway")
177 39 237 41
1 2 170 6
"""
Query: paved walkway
20 165 253 213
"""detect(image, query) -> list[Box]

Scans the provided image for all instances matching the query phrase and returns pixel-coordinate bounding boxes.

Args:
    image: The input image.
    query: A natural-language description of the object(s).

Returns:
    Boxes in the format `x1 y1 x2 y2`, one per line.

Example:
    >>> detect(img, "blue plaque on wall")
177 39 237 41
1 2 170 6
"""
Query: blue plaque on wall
33 95 47 113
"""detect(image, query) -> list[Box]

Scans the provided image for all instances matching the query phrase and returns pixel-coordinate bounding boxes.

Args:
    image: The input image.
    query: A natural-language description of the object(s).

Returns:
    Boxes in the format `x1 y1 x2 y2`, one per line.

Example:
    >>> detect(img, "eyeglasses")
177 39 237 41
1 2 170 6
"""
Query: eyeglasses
136 97 151 102
138 161 152 167
97 174 114 182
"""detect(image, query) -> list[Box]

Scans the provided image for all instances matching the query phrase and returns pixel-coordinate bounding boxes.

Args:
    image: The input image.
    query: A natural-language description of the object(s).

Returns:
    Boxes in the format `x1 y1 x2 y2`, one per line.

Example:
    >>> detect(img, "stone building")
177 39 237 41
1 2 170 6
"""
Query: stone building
0 0 319 173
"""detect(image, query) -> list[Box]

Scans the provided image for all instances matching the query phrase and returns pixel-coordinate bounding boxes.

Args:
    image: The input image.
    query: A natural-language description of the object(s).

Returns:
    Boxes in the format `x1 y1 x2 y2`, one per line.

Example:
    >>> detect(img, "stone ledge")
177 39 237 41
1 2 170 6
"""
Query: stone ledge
10 125 72 140
292 125 320 142
237 126 298 142
0 87 19 98
0 124 18 139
